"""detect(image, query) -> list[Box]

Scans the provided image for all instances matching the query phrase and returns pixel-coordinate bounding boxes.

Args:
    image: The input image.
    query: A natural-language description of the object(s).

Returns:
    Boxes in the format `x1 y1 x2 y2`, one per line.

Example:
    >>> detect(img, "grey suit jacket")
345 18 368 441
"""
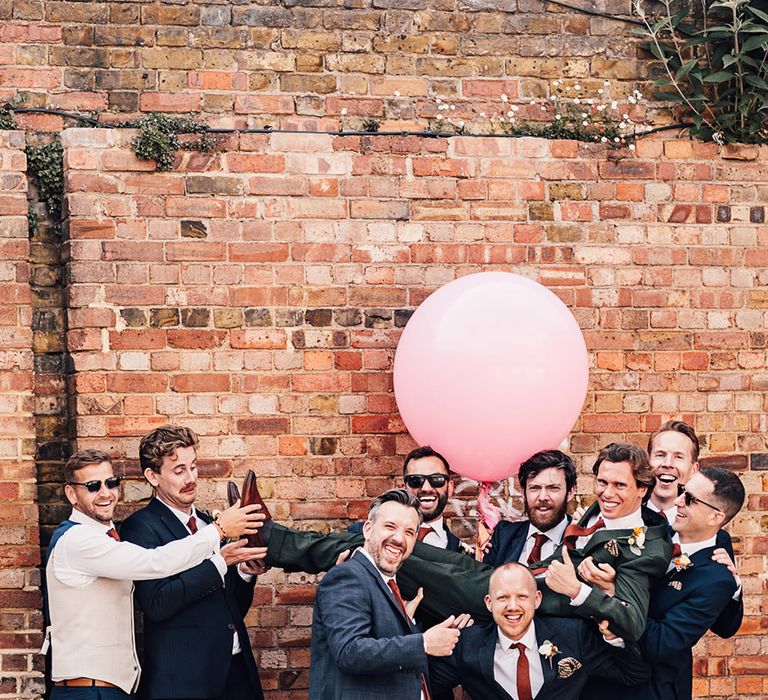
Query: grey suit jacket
309 549 428 699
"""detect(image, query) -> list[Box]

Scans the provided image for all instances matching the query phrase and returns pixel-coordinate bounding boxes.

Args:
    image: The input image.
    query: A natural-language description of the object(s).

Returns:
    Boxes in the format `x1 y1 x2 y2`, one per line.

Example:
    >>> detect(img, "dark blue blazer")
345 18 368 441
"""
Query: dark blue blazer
348 519 462 552
309 549 428 699
120 499 263 700
430 616 650 700
586 540 738 700
709 529 742 638
483 517 571 568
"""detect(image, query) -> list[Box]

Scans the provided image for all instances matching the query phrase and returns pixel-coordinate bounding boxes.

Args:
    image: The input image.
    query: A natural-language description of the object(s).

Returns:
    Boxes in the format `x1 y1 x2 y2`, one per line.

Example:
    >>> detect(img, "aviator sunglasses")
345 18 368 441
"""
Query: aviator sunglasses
404 473 449 489
67 476 122 493
677 483 721 513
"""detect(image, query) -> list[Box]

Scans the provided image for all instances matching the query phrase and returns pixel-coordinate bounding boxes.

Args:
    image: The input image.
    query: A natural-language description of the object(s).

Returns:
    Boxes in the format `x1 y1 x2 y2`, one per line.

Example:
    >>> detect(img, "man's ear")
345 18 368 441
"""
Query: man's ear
534 589 542 610
362 518 373 541
64 484 77 507
144 467 159 488
484 595 492 613
566 486 576 504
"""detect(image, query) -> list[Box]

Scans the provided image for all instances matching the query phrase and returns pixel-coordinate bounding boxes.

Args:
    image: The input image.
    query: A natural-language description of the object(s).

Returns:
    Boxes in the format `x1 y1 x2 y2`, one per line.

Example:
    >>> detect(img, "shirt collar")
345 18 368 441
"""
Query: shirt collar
497 620 537 651
527 516 568 542
425 517 445 535
648 499 677 522
69 507 114 532
601 507 644 531
157 497 199 526
674 533 717 558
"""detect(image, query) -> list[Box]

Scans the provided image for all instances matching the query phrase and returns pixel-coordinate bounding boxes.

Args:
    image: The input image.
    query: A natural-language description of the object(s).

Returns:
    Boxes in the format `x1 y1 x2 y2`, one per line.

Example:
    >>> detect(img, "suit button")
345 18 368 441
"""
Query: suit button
228 624 235 630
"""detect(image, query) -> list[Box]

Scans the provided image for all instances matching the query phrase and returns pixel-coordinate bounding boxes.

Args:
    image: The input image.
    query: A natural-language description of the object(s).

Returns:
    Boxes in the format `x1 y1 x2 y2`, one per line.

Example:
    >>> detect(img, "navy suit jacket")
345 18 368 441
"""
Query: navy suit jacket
709 529 742 638
309 549 428 699
348 519 462 552
586 539 738 700
483 517 571 568
120 499 263 700
430 616 650 700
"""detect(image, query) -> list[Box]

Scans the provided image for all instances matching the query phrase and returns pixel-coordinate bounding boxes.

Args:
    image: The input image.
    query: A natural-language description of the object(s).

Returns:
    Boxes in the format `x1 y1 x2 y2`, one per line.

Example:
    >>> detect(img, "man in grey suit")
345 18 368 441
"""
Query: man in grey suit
309 489 472 699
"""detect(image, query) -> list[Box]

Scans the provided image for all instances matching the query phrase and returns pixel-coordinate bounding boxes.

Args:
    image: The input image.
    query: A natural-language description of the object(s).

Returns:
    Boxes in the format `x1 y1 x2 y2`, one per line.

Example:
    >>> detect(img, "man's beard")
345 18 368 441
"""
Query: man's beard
417 490 448 521
525 499 568 532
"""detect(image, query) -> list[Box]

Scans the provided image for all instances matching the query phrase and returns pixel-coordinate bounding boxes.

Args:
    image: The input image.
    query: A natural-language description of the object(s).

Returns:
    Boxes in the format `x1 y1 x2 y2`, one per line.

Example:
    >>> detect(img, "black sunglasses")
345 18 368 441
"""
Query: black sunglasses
67 476 122 493
404 473 449 489
677 484 721 513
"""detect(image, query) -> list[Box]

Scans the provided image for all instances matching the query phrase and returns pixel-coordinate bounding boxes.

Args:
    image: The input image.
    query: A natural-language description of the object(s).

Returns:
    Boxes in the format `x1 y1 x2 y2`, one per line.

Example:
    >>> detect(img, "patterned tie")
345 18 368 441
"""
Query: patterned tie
526 533 548 565
187 516 198 534
106 527 120 542
512 642 533 700
387 580 431 700
417 525 433 542
561 517 605 551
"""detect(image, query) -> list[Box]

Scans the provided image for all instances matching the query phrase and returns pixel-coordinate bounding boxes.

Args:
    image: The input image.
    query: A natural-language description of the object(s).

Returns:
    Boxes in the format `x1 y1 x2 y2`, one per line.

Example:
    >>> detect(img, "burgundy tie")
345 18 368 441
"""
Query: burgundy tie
562 517 605 551
671 543 682 558
106 527 120 542
512 642 533 700
387 580 431 700
417 525 433 542
187 516 198 534
527 533 548 565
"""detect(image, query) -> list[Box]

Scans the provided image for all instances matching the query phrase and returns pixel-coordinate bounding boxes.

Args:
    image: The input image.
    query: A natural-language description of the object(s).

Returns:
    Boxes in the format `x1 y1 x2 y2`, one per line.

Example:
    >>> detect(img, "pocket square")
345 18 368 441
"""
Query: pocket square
557 657 583 679
668 580 683 591
603 539 619 557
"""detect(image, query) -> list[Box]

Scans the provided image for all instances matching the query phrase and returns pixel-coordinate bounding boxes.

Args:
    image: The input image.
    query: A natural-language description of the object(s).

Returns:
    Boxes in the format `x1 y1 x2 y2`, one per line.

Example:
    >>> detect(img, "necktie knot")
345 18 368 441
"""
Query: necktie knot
527 532 549 565
562 517 605 550
106 527 120 542
187 516 198 534
671 543 682 558
417 525 433 542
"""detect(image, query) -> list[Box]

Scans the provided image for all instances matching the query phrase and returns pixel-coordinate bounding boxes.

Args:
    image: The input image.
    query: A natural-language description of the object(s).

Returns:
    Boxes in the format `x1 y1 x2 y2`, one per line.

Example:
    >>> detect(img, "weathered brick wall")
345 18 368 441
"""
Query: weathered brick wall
52 127 768 698
0 132 43 699
0 1 651 130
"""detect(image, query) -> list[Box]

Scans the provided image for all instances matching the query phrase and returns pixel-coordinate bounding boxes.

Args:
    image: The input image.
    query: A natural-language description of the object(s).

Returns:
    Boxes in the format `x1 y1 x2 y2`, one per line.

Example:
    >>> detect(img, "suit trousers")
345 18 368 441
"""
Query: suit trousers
212 653 261 700
50 689 131 700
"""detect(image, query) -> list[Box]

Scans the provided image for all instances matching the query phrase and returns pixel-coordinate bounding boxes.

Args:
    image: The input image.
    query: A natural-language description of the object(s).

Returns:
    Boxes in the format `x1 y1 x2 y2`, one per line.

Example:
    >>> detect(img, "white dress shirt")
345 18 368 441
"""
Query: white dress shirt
519 518 568 564
52 508 221 588
421 517 449 549
494 622 544 700
648 499 677 523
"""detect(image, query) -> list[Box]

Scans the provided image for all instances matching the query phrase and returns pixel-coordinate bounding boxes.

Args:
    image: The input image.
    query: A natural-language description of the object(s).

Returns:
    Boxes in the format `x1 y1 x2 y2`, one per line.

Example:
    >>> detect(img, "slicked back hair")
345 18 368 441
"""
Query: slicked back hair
63 449 112 483
368 488 423 525
139 425 198 473
700 467 745 525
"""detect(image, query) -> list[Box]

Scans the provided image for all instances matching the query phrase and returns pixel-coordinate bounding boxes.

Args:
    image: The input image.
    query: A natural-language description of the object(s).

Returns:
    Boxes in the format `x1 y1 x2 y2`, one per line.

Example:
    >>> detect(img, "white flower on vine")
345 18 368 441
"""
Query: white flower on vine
501 94 508 102
628 96 636 104
628 143 636 150
582 120 589 126
450 105 456 110
598 88 604 95
574 84 581 90
601 136 608 143
394 90 401 97
614 137 620 142
436 114 443 121
541 106 547 111
611 101 618 110
340 108 348 115
479 112 486 118
511 105 519 111
574 97 581 104
597 104 606 111
555 114 562 120
603 80 611 86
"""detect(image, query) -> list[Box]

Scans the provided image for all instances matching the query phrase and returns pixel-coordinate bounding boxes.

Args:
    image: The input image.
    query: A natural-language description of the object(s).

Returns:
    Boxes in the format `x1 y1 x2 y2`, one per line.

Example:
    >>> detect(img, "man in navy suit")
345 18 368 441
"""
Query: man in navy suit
483 450 576 568
310 488 472 699
585 466 746 700
121 426 266 700
430 563 650 699
348 446 462 552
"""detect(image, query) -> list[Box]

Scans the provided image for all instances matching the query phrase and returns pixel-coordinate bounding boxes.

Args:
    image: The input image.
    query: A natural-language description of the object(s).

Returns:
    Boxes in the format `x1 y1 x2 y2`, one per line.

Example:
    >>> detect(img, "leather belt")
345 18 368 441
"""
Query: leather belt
54 678 118 688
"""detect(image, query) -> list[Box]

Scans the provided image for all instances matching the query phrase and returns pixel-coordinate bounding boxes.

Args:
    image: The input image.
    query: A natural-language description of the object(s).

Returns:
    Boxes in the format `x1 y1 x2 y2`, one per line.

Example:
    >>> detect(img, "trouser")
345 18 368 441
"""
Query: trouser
50 688 131 700
212 653 263 700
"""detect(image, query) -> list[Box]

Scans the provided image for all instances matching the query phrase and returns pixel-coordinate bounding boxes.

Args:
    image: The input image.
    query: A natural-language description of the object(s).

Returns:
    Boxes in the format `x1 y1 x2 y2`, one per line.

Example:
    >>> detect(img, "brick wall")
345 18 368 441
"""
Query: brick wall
0 131 43 699
0 1 652 130
48 127 768 698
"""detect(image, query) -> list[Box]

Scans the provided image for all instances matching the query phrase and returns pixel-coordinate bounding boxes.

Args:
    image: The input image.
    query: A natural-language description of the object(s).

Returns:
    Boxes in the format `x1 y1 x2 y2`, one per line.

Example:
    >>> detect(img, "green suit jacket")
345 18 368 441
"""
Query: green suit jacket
265 502 671 642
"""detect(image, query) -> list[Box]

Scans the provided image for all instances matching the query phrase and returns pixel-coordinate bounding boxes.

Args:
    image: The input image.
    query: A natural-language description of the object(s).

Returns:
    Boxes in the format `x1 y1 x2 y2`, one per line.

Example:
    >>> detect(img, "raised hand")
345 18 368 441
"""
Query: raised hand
423 616 461 656
577 556 617 596
545 546 582 598
216 500 265 539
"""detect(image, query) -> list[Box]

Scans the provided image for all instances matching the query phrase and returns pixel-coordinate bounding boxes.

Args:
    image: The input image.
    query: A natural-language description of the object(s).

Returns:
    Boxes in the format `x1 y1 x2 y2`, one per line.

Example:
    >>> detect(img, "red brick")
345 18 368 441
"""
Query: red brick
170 374 230 393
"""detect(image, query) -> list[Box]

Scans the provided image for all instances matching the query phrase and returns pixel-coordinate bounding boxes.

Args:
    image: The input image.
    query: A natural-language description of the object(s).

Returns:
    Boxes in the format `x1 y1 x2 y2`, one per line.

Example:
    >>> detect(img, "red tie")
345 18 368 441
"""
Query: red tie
526 533 548 565
187 516 198 534
562 517 605 551
106 528 120 542
671 543 682 558
417 525 433 542
387 580 431 700
512 642 533 700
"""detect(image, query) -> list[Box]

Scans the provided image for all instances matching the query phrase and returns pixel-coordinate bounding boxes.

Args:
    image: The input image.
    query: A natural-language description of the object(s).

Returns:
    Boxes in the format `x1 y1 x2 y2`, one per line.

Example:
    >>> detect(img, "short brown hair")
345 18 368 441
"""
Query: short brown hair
592 443 655 495
647 420 700 462
64 449 111 483
139 425 198 473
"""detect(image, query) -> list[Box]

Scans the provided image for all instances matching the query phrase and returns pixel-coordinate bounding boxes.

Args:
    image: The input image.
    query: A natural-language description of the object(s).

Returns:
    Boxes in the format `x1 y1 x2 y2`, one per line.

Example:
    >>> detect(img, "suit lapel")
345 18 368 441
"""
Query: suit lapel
533 618 558 687
352 550 415 633
478 625 509 696
148 497 191 541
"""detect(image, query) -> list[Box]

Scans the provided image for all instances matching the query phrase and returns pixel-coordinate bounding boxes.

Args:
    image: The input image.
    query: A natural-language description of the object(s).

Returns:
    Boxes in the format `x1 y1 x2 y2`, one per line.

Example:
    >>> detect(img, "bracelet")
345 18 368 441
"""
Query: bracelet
211 510 228 539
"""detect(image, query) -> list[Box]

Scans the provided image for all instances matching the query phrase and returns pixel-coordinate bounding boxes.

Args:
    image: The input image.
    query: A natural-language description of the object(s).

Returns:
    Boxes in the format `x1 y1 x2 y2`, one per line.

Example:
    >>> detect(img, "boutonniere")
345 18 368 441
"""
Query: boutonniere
538 640 560 668
672 553 692 572
627 527 646 556
556 656 583 679
603 539 619 557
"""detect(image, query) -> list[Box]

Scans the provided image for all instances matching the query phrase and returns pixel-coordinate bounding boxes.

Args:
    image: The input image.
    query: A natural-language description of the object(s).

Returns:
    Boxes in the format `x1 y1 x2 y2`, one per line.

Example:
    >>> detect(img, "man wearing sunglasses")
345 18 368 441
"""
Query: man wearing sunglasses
120 426 267 700
584 467 745 700
44 449 263 698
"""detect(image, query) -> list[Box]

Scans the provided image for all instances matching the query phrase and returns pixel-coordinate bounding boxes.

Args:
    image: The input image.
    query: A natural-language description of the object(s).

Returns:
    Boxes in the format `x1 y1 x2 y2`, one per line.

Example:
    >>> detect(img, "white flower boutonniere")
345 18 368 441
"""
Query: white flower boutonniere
673 553 692 572
538 640 560 668
627 526 646 556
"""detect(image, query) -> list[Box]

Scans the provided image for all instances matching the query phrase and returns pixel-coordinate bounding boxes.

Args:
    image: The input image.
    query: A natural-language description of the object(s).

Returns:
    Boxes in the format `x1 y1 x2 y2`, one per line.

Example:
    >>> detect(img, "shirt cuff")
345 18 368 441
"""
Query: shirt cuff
237 565 254 582
569 583 591 607
210 553 227 581
733 580 742 600
202 523 222 552
603 635 625 648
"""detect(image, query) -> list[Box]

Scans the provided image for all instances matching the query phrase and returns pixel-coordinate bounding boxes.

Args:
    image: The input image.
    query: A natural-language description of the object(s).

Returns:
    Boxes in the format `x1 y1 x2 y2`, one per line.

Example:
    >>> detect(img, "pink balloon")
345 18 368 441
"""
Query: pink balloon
394 272 588 483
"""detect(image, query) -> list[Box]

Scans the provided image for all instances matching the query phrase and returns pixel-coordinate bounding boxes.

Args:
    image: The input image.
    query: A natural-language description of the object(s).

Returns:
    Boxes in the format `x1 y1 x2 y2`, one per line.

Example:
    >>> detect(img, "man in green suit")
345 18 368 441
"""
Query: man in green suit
262 443 672 642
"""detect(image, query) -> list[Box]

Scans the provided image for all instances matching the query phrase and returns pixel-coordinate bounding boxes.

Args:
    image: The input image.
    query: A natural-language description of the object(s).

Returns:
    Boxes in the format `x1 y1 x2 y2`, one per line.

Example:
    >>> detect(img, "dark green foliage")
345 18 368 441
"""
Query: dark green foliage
0 106 16 130
640 0 768 144
26 140 64 223
131 113 212 171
